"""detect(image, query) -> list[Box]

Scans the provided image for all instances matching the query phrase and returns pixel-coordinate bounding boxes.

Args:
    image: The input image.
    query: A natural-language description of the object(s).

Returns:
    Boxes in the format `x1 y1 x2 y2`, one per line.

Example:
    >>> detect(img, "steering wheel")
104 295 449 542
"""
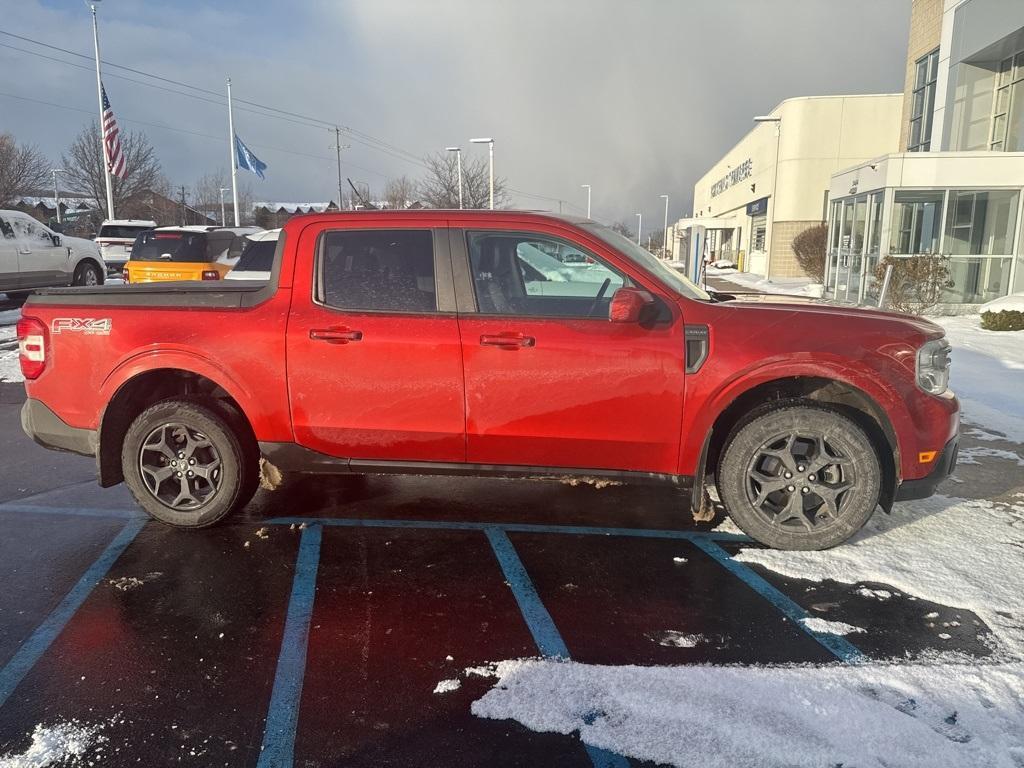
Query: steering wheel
586 278 612 318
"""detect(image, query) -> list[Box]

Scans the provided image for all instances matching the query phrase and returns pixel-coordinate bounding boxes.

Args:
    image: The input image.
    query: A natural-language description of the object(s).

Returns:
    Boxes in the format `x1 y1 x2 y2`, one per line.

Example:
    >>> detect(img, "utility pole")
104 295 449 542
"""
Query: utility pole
660 194 670 259
180 185 187 226
52 169 65 224
227 77 240 226
332 128 350 211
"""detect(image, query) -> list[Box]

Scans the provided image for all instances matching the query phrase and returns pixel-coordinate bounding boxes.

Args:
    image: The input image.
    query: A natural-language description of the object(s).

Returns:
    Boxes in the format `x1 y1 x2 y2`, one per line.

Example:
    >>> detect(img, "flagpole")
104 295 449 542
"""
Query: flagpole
91 2 114 220
227 77 240 227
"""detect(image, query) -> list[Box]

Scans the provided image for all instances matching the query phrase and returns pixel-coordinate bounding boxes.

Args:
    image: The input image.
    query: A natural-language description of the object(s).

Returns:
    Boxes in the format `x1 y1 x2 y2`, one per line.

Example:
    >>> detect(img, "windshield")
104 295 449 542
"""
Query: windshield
581 222 710 301
233 239 277 272
131 231 210 262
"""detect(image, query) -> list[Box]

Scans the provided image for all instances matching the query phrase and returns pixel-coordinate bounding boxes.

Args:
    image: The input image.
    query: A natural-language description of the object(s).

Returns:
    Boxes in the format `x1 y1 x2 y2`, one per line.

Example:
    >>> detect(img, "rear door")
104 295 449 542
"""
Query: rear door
9 215 67 287
454 226 685 474
286 222 465 463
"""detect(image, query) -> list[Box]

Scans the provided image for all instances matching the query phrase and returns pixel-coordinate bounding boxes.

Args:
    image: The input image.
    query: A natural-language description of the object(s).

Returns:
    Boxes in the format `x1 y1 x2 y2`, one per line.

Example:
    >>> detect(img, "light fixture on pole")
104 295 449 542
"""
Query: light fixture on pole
581 184 591 218
753 115 782 280
470 137 494 209
89 1 114 220
446 147 464 209
635 212 642 246
660 194 669 259
219 187 230 227
51 169 66 225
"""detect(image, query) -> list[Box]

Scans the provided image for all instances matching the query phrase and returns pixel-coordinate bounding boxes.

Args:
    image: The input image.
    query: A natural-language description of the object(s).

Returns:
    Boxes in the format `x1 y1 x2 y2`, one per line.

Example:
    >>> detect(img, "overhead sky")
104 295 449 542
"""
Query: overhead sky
1 0 910 231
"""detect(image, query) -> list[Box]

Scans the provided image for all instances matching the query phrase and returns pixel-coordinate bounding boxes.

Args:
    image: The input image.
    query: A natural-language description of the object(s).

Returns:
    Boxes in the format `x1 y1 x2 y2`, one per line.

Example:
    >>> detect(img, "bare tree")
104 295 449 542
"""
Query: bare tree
382 175 417 210
192 170 229 223
0 133 51 207
610 221 634 240
419 152 507 209
61 121 162 218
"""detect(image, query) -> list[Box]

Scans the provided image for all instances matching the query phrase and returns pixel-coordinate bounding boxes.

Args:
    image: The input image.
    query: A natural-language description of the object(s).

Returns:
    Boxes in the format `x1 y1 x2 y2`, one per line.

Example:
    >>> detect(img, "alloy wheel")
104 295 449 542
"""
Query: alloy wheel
138 422 222 509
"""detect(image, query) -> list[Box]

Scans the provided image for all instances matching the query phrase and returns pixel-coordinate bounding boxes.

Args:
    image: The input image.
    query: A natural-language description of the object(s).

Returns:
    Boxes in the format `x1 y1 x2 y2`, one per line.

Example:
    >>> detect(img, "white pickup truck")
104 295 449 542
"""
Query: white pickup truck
0 209 105 297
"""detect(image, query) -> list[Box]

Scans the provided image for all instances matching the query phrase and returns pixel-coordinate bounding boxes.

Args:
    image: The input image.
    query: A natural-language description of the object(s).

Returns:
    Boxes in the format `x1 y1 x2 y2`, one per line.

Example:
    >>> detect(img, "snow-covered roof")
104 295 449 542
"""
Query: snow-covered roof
252 201 338 214
14 196 96 211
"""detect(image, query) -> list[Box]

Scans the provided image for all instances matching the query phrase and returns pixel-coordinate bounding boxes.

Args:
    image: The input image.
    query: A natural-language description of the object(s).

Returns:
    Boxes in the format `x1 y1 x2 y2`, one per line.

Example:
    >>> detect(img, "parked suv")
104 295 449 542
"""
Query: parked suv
124 226 248 283
18 211 958 550
0 209 105 295
95 219 156 276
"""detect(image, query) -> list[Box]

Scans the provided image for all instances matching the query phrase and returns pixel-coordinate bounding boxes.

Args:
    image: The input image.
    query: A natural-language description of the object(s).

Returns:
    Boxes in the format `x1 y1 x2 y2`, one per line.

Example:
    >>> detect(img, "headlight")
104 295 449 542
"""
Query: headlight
916 338 951 395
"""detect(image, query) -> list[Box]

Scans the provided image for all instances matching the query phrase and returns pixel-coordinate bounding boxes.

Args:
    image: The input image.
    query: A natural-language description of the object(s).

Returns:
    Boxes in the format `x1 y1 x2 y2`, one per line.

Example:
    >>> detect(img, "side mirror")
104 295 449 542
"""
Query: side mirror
51 234 61 247
608 286 655 323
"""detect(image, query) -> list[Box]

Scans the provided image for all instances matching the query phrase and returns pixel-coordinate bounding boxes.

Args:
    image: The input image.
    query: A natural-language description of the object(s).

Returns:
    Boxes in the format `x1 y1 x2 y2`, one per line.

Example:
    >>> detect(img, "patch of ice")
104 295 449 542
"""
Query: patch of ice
711 517 744 536
958 446 1024 467
672 556 688 564
736 494 1024 655
471 658 1024 768
856 587 892 600
653 631 705 648
433 678 461 694
799 618 865 636
0 720 105 768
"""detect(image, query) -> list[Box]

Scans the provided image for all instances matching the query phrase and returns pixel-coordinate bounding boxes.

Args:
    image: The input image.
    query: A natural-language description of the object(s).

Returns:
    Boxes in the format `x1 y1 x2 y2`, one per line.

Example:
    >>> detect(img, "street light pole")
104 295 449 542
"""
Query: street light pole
52 169 66 224
90 1 114 220
470 138 494 209
753 115 782 280
446 147 463 209
636 213 642 245
219 187 230 226
331 128 351 211
581 184 591 218
660 194 669 259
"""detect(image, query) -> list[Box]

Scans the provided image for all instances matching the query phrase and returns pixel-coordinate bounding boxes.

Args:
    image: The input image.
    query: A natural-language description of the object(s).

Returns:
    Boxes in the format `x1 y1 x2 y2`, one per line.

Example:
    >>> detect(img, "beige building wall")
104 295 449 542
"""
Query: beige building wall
899 0 944 151
691 94 903 279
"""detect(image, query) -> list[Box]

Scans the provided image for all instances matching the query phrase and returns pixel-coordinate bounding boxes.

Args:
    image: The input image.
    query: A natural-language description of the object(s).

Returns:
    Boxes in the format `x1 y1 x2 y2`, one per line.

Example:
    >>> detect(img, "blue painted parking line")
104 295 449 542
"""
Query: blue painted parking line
0 503 143 520
690 538 867 664
0 516 146 710
485 527 631 768
257 524 323 768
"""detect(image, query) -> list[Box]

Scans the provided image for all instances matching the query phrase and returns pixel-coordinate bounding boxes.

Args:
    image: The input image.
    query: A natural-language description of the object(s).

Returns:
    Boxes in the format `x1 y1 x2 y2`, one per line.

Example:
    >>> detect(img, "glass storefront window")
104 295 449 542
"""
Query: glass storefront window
944 190 1019 255
942 257 1014 303
891 191 944 254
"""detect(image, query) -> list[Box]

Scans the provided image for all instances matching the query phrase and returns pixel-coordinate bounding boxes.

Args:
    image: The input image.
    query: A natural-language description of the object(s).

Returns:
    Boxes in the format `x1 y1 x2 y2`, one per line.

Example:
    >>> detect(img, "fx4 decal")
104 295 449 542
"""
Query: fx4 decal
51 318 113 335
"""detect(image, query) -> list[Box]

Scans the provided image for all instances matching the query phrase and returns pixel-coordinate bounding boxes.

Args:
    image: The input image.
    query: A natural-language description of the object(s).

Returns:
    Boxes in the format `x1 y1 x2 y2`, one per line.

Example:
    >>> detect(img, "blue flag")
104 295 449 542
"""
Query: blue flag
235 134 267 179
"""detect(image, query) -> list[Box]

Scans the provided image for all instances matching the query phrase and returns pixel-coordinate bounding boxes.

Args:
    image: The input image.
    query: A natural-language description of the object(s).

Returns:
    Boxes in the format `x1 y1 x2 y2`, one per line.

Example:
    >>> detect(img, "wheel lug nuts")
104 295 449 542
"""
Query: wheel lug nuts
176 471 182 477
787 485 795 492
784 472 792 479
797 465 805 472
187 471 194 477
801 487 809 494
189 458 195 465
178 453 185 459
808 474 816 482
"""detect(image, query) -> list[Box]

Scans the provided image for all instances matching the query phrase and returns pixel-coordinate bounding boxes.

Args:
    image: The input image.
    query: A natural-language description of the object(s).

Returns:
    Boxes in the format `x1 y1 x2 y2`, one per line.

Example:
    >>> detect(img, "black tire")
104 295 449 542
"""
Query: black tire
73 261 103 287
122 398 257 528
717 403 881 550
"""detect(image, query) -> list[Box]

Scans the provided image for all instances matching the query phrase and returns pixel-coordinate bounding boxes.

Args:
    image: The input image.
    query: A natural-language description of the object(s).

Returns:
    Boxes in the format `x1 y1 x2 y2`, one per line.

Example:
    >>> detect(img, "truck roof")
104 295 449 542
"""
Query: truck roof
283 209 591 226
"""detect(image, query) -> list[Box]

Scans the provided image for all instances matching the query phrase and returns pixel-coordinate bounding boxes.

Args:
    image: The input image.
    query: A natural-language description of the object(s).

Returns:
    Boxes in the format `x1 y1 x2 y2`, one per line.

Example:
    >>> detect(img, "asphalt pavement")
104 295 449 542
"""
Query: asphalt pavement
0 381 1007 767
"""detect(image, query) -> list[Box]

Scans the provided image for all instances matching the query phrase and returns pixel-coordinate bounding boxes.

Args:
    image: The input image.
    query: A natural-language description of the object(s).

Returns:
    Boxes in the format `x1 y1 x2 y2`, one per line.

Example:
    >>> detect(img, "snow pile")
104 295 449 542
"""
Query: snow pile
935 315 1024 443
0 721 104 768
799 618 865 636
433 679 461 694
705 267 821 298
471 658 1024 768
737 494 1024 656
980 292 1024 314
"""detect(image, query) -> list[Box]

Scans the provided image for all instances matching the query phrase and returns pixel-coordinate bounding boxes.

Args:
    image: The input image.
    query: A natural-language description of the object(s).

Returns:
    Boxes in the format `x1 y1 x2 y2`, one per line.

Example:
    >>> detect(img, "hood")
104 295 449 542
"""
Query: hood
63 235 101 254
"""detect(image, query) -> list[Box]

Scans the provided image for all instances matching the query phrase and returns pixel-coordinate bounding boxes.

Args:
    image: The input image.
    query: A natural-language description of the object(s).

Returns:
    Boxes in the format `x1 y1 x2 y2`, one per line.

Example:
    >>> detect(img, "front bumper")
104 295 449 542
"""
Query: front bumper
21 398 98 457
894 434 959 502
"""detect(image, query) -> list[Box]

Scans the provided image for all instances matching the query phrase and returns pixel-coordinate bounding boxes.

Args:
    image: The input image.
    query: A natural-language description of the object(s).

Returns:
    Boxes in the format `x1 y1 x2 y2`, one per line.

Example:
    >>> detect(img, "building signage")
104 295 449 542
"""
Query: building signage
746 197 768 217
710 159 752 197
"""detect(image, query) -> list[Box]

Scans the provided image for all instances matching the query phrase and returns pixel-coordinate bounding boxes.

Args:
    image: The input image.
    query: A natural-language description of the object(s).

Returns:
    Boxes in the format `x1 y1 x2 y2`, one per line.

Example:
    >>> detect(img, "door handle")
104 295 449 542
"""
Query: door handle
480 333 535 348
310 328 363 344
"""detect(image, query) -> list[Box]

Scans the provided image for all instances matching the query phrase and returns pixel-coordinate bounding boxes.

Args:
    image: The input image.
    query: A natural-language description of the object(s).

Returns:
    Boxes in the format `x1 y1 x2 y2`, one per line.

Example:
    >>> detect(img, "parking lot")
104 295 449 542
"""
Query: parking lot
0 381 1014 767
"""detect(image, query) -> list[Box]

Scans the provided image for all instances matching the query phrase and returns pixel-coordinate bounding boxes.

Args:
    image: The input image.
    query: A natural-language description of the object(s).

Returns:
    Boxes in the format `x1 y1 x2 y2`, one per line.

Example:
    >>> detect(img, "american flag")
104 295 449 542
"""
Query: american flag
101 84 127 179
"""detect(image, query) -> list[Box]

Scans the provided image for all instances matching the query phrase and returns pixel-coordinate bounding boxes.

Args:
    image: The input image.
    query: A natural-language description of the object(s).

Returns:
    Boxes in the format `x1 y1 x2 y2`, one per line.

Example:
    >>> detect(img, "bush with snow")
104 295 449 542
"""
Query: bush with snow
980 293 1024 331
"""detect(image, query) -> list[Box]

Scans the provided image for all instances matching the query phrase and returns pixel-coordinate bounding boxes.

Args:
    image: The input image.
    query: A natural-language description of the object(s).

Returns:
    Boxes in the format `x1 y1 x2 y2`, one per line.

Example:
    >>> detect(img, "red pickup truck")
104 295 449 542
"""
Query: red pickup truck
17 211 958 550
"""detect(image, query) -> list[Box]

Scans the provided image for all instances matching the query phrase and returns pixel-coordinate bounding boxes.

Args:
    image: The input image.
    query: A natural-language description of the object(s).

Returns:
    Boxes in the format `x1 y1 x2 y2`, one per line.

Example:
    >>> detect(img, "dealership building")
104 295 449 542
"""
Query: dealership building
826 0 1024 308
675 95 903 279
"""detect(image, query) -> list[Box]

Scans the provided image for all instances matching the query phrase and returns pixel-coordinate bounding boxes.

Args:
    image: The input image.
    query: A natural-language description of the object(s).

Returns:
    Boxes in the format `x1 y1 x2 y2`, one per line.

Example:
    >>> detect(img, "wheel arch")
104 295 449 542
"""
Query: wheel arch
74 256 106 284
692 375 900 517
97 366 256 487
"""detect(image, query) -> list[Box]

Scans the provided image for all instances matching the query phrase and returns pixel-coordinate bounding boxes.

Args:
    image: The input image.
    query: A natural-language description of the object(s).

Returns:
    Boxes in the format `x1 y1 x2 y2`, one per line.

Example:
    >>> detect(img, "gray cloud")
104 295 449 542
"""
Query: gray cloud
1 0 908 229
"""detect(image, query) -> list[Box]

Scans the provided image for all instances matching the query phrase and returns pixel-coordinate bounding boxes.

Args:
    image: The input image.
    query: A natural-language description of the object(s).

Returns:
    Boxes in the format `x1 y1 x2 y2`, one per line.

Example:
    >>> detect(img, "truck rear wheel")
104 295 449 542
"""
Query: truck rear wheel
717 403 881 550
122 398 257 528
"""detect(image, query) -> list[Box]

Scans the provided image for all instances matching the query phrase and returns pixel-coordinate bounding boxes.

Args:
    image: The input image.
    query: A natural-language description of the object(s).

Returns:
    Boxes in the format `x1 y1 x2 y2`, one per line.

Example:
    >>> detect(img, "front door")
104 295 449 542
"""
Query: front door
286 224 465 463
455 228 686 475
10 215 66 287
0 216 21 292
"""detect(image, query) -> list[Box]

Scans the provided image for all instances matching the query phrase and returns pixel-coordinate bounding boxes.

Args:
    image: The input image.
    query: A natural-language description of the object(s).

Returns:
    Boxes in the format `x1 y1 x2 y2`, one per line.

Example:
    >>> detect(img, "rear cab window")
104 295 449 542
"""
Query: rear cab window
234 239 277 272
316 229 437 313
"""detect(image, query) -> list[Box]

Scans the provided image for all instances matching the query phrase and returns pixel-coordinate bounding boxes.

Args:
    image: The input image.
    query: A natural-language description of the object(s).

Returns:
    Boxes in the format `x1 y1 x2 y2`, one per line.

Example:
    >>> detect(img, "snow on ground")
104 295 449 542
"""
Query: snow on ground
981 292 1024 314
470 658 1024 768
705 266 821 297
799 617 865 635
0 720 105 768
0 309 20 384
936 315 1024 443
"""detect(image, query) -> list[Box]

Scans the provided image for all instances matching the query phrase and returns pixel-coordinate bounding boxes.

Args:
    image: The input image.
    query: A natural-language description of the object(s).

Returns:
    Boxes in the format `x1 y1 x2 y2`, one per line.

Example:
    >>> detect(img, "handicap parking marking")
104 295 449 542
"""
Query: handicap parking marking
0 516 145 710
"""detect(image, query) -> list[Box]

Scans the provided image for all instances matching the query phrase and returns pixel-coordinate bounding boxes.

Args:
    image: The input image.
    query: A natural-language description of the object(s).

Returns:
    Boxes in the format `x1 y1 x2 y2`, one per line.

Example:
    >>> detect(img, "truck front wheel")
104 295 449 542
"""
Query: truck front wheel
122 398 257 528
717 403 881 550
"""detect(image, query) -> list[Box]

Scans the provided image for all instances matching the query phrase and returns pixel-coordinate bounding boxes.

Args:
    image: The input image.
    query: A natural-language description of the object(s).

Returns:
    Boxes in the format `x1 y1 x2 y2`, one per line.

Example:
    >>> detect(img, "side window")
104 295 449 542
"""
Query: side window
0 217 14 240
317 229 436 313
467 231 627 318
